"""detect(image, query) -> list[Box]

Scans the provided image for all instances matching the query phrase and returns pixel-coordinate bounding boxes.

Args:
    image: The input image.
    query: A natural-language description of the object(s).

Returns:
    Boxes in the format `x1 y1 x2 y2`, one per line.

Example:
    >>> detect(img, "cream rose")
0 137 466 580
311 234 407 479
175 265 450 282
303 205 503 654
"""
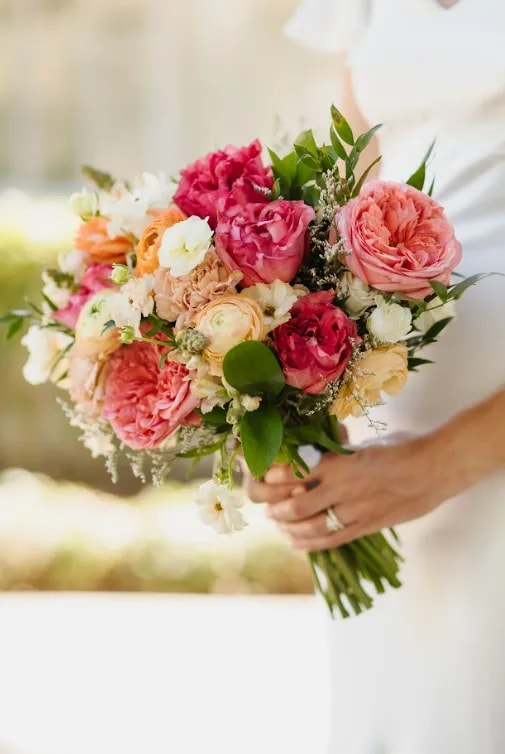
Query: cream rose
367 298 412 343
340 271 376 317
331 343 408 420
193 294 265 376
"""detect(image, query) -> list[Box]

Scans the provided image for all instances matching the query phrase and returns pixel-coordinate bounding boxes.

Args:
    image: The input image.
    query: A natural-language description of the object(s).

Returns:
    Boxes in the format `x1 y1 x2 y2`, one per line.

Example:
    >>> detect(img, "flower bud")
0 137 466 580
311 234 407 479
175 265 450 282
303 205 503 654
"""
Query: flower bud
110 264 130 286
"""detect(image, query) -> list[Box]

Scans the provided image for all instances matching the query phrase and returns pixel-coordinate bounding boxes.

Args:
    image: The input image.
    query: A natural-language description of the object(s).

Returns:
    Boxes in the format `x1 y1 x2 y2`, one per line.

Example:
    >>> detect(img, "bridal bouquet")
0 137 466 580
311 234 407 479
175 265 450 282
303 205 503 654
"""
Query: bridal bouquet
2 107 480 617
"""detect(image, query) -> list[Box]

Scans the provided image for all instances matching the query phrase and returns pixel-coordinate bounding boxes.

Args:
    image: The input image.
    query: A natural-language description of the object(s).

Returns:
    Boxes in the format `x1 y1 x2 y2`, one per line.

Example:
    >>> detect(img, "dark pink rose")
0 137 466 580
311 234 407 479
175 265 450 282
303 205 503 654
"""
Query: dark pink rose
336 180 462 299
272 290 359 394
173 140 273 228
53 264 114 330
102 341 200 450
215 198 315 288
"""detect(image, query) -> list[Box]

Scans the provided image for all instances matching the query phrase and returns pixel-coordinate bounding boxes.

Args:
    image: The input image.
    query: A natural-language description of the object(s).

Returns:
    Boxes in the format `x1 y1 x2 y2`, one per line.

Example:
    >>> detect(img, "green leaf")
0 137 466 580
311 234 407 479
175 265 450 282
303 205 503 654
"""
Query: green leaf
422 317 453 342
294 129 318 156
427 178 435 197
223 341 285 397
268 148 298 187
406 140 435 191
199 406 228 426
407 357 434 371
240 406 284 479
302 184 321 207
330 128 348 160
41 293 58 312
81 165 116 192
330 106 354 145
294 159 317 187
6 317 24 340
354 123 382 154
428 280 448 301
285 425 353 456
352 156 383 197
294 145 320 171
178 438 226 459
101 319 116 335
448 273 490 299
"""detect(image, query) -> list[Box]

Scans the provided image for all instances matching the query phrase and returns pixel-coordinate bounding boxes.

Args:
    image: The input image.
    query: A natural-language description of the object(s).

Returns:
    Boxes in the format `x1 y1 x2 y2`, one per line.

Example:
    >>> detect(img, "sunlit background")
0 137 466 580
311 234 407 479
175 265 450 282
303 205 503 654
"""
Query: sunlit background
0 1 346 752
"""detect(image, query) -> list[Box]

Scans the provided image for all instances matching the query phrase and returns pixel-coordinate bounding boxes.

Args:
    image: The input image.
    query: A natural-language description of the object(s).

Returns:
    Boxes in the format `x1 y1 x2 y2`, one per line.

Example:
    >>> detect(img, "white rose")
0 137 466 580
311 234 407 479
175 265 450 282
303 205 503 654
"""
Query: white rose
241 280 307 330
21 325 73 386
414 297 456 334
367 298 412 343
341 272 376 316
69 188 99 221
157 216 213 276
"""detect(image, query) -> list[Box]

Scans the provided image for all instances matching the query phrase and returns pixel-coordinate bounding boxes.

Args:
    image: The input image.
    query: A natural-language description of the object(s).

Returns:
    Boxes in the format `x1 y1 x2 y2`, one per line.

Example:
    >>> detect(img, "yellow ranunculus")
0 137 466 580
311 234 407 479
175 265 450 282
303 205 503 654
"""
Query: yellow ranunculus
193 294 265 376
331 343 408 420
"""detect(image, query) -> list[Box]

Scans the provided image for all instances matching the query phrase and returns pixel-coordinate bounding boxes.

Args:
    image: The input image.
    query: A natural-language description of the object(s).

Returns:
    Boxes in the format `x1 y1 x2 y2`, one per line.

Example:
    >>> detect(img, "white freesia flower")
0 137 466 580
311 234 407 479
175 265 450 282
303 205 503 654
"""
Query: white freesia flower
241 280 307 330
340 271 376 317
100 183 149 239
414 297 456 334
108 276 155 336
133 172 177 210
158 216 213 276
58 249 86 282
21 325 73 386
194 479 247 534
69 188 99 221
367 297 412 343
42 272 72 310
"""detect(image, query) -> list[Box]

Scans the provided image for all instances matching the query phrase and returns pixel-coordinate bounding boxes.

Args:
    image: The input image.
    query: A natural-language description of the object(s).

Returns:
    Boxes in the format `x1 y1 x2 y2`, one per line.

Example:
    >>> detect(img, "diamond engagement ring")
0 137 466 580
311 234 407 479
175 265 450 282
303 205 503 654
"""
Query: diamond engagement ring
325 507 345 532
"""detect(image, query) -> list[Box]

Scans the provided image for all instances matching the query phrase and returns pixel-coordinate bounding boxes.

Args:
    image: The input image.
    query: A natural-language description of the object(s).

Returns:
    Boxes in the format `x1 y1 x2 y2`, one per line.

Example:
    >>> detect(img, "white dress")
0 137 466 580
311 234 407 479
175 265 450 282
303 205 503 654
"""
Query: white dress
286 2 505 752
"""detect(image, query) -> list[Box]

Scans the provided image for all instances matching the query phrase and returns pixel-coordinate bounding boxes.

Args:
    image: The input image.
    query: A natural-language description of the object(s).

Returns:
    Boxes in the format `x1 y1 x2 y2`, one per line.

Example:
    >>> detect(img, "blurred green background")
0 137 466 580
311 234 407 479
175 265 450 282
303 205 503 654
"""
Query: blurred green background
0 0 344 595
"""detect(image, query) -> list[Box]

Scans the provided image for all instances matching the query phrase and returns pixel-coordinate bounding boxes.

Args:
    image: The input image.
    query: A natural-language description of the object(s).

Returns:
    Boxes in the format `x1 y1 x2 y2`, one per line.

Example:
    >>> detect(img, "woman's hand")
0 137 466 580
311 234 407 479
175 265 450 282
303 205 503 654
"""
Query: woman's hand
246 434 467 552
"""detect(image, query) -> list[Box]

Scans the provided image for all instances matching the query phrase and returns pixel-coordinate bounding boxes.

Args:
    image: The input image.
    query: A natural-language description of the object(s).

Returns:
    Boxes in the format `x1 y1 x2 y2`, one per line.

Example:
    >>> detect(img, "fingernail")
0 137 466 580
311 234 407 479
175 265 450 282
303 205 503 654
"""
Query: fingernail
291 486 306 497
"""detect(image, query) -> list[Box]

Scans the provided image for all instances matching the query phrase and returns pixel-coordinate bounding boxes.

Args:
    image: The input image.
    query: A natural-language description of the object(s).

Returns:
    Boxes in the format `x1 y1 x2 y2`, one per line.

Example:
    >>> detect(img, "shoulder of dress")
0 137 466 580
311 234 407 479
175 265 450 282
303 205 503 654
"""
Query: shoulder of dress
284 0 371 55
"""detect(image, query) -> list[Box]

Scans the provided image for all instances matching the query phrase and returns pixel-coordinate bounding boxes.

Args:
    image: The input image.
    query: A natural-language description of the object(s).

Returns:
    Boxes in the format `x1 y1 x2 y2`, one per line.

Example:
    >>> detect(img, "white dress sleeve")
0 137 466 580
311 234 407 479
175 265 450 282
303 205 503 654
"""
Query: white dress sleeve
284 0 370 55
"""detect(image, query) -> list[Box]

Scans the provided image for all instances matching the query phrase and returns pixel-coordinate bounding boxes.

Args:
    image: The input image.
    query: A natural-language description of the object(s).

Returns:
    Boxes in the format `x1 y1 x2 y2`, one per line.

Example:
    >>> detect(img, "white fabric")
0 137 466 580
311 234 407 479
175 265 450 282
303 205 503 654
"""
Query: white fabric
287 1 505 753
284 0 370 54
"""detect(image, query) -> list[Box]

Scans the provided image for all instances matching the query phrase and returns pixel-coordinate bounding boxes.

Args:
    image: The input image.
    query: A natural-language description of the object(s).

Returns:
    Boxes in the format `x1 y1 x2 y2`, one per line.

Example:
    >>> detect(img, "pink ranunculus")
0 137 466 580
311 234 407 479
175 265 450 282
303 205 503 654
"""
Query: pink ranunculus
215 198 315 288
102 341 199 450
336 181 462 299
53 264 114 330
272 290 359 394
173 140 273 228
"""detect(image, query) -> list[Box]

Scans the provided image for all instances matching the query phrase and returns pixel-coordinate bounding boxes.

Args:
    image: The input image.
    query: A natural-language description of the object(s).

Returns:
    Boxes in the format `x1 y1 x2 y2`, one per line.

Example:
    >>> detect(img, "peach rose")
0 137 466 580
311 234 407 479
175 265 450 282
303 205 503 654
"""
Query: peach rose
336 181 462 299
331 343 408 420
135 207 186 277
73 290 121 359
153 248 243 330
193 294 265 376
68 352 108 416
74 217 134 265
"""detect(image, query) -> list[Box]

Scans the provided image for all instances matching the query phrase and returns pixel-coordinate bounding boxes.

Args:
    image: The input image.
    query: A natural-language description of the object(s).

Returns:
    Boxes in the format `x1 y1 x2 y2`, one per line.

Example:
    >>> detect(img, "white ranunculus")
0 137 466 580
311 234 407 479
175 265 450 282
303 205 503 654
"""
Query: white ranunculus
69 188 99 221
58 249 86 282
194 479 247 534
341 271 376 316
21 325 73 386
157 216 213 276
76 290 123 340
241 280 307 330
367 297 412 343
414 297 456 334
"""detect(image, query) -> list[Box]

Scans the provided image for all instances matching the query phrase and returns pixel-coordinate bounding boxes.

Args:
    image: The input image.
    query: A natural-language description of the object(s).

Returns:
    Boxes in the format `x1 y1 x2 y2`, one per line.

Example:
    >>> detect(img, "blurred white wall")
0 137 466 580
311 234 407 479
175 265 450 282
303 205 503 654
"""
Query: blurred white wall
0 0 345 186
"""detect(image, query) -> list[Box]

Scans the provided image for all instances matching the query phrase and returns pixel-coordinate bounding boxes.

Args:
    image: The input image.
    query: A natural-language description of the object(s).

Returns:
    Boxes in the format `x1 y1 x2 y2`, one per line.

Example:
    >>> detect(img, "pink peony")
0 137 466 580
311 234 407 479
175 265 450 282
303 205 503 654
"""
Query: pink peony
102 341 199 450
215 198 315 288
153 248 243 330
272 290 359 394
173 140 273 228
53 264 114 330
336 181 462 299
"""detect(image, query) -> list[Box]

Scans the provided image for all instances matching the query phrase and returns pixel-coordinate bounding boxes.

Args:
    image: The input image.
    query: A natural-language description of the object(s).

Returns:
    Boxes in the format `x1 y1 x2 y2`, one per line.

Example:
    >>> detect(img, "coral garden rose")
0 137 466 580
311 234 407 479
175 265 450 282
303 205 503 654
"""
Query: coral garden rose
135 207 186 276
53 263 114 330
173 140 273 228
102 340 199 450
215 198 315 288
193 294 265 376
331 343 408 420
75 216 134 265
154 248 243 330
336 181 462 299
272 290 358 394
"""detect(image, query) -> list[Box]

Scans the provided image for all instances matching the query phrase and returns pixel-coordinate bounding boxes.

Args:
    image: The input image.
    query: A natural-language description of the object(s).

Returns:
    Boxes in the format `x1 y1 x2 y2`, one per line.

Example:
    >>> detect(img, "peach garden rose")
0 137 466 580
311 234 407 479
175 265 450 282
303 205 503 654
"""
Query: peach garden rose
336 181 462 299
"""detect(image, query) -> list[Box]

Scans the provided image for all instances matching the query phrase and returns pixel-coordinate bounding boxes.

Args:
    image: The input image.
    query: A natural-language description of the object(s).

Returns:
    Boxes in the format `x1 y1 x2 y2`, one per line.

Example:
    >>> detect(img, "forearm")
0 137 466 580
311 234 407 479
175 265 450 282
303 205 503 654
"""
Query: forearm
430 386 505 494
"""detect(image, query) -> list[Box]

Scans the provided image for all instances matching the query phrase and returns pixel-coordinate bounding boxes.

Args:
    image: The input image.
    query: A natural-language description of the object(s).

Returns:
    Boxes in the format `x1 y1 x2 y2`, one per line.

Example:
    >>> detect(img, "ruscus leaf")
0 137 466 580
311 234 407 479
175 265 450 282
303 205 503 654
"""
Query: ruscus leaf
241 406 284 479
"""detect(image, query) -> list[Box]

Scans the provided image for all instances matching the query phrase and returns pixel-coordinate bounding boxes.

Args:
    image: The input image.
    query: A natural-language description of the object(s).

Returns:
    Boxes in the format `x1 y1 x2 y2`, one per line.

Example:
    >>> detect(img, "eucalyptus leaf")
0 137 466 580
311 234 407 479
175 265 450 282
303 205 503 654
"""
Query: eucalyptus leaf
223 341 285 397
241 406 284 479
